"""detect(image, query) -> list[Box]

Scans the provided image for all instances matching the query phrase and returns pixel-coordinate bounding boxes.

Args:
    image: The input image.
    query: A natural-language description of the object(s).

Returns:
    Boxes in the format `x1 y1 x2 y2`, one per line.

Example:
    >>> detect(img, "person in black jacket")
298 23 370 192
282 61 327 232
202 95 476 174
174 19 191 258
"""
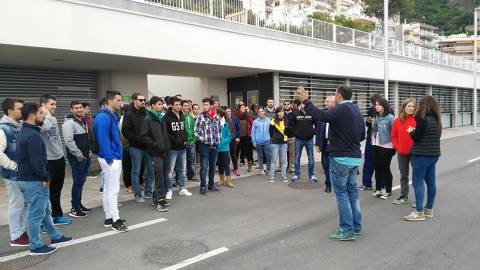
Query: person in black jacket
315 96 335 193
62 100 91 218
17 102 72 255
404 95 442 222
164 97 192 201
140 96 171 212
297 85 365 241
122 92 154 203
289 99 316 182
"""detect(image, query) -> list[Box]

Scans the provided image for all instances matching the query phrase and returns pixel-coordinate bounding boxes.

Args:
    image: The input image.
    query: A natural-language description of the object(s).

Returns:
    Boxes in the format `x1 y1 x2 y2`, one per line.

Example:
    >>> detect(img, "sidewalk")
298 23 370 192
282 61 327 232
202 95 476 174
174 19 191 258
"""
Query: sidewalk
0 125 478 227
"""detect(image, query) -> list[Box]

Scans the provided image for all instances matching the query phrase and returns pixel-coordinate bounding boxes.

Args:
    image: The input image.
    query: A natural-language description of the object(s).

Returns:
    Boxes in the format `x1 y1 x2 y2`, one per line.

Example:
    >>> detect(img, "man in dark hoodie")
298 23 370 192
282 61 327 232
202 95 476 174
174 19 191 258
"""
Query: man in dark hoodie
17 102 72 255
297 85 365 241
122 92 154 203
164 97 192 201
62 100 91 218
140 96 171 212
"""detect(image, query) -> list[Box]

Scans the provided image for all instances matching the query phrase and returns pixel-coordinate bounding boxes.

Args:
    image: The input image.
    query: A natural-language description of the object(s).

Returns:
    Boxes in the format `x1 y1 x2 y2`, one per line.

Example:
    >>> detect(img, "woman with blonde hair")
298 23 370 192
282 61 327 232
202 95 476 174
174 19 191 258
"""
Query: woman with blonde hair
404 96 442 221
391 98 416 205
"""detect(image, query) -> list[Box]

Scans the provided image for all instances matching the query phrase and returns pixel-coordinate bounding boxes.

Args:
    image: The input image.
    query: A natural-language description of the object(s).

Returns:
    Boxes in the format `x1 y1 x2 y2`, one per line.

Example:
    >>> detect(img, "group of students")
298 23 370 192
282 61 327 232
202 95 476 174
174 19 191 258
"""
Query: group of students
1 85 443 256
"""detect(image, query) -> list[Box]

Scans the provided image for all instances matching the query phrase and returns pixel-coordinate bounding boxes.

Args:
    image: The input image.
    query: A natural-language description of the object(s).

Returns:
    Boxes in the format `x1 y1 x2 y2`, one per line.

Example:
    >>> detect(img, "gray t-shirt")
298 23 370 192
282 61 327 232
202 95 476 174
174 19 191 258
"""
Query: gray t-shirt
40 113 64 160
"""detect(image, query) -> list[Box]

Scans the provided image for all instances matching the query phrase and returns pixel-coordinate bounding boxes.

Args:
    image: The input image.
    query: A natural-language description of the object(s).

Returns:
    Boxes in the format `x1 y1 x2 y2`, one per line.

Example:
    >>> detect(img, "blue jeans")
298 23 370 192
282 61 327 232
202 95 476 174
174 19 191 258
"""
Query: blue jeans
68 158 91 210
4 178 27 241
321 152 331 187
412 156 439 212
167 149 186 191
294 138 315 178
329 158 362 234
256 143 271 171
186 143 196 179
362 141 374 188
17 181 62 249
199 143 218 188
269 143 287 177
129 146 154 198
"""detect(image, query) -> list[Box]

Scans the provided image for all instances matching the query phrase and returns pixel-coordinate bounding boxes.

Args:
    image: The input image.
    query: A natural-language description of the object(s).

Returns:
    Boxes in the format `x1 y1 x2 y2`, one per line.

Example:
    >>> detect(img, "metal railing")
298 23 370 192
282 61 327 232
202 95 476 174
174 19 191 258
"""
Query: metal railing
135 0 474 71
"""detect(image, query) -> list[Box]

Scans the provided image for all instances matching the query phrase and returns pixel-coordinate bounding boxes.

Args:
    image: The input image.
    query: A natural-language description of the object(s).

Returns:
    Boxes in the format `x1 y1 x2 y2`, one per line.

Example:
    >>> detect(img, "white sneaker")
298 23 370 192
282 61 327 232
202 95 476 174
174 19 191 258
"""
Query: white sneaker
259 169 265 175
166 190 173 200
269 176 275 183
179 188 192 197
282 176 288 183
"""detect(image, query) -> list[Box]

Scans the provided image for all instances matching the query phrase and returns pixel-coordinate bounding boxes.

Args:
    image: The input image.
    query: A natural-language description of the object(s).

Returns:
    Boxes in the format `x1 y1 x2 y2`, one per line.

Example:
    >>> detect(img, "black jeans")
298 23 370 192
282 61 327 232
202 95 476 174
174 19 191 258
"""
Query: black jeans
229 140 238 170
238 136 253 163
152 156 167 201
48 158 66 217
372 145 396 193
218 151 231 176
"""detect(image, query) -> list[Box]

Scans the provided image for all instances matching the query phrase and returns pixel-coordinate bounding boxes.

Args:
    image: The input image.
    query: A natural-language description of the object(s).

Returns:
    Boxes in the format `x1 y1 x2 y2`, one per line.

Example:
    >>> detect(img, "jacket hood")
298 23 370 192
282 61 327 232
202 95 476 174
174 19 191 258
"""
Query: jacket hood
0 115 21 129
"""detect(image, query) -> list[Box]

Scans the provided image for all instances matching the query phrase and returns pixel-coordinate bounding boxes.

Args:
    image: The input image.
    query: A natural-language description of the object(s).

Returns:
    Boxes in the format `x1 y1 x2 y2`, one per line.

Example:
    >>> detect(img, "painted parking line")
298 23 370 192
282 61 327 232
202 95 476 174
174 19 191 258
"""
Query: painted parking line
392 181 412 191
0 218 167 263
161 247 229 270
467 157 480 163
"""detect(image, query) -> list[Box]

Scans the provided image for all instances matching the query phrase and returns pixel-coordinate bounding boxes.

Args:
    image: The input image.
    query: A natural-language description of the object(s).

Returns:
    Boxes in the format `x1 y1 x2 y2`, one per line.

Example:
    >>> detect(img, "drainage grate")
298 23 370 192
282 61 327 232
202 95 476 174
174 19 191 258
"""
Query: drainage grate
143 240 208 267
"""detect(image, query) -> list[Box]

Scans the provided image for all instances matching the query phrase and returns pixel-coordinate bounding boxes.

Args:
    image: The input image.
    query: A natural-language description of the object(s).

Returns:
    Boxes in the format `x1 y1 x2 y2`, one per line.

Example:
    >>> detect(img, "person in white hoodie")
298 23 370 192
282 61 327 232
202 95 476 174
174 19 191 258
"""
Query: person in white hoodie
0 98 29 247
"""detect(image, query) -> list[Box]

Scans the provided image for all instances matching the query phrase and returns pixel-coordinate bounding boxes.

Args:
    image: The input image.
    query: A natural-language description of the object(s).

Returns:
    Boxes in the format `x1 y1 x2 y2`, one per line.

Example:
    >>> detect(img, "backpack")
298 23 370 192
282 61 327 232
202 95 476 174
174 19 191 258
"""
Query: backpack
90 111 114 155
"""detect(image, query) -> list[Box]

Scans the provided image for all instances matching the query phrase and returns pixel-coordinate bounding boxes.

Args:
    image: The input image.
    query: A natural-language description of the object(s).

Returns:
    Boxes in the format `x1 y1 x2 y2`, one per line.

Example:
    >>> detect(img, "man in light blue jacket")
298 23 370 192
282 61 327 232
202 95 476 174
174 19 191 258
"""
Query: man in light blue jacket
251 107 271 175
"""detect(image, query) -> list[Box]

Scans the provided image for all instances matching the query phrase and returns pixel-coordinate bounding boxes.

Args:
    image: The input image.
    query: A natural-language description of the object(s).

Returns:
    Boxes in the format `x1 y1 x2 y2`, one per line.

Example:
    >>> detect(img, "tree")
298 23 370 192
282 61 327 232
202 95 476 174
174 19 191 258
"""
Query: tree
362 0 415 20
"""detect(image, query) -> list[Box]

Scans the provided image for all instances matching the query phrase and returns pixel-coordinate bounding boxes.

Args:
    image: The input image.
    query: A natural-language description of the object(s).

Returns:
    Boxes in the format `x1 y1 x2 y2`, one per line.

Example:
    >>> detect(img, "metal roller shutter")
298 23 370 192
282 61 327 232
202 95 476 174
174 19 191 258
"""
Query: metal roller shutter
398 84 428 108
279 74 345 106
0 66 99 143
457 88 473 126
350 80 395 116
432 86 454 128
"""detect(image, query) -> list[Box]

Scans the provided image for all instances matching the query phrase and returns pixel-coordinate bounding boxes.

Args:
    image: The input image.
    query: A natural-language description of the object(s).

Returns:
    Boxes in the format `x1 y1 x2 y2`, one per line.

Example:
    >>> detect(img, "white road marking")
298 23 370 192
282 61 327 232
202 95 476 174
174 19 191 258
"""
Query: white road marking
160 247 230 270
0 218 167 263
392 181 412 191
467 157 480 163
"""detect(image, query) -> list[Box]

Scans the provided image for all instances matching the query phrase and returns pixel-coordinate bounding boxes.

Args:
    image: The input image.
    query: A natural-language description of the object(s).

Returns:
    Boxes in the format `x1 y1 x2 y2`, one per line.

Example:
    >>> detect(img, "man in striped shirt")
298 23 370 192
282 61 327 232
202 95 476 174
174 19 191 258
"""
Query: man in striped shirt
194 97 221 194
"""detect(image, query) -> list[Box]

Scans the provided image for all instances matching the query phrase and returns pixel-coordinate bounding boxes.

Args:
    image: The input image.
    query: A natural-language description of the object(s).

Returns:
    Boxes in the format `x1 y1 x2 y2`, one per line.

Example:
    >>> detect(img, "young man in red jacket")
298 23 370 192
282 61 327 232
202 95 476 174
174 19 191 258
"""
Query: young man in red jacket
391 98 416 205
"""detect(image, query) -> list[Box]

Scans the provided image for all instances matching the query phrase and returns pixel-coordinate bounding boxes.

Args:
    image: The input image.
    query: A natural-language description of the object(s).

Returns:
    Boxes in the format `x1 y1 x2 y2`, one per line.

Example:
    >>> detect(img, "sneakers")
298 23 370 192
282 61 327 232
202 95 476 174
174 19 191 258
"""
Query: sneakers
104 218 127 228
10 232 29 247
51 235 73 246
144 193 153 199
30 245 57 256
156 200 169 212
309 175 318 182
69 209 88 218
393 196 409 205
166 190 173 200
179 188 192 196
380 193 392 200
404 211 426 221
135 195 146 203
282 176 288 183
329 230 356 241
200 186 207 194
372 189 386 198
53 216 72 225
259 169 265 175
234 169 240 177
111 219 128 232
99 187 103 193
80 205 91 212
325 186 332 193
269 176 275 183
424 208 434 218
359 185 373 191
208 185 220 192
291 175 300 183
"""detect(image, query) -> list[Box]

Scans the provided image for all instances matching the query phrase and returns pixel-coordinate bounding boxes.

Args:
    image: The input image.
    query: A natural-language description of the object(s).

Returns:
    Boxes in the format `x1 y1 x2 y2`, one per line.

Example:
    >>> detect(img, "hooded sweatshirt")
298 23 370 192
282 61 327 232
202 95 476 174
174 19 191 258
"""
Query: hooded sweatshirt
40 111 64 160
62 114 90 160
164 108 186 150
252 117 271 145
0 116 21 178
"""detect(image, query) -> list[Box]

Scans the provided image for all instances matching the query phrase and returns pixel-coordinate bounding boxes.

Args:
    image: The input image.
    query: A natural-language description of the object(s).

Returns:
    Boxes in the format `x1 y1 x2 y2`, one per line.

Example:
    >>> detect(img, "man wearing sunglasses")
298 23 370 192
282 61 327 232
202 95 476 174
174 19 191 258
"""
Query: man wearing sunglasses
121 92 154 203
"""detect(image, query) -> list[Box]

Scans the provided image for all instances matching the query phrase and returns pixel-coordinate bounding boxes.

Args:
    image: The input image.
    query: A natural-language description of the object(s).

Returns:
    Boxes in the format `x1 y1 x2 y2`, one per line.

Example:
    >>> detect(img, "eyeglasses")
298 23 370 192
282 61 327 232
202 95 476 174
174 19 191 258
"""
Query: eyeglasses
283 103 290 106
137 99 146 102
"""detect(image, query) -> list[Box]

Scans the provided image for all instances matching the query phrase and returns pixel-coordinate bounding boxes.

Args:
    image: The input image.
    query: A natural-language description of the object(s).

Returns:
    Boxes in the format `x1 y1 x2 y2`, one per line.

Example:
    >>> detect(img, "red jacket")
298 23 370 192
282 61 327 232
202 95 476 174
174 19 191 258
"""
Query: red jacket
391 115 416 156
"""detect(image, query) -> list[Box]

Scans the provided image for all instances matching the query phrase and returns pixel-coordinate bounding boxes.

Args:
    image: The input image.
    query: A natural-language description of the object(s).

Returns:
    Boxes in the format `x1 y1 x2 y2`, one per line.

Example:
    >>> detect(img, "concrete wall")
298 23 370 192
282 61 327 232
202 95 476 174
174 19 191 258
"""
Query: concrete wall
1 0 479 90
98 72 148 99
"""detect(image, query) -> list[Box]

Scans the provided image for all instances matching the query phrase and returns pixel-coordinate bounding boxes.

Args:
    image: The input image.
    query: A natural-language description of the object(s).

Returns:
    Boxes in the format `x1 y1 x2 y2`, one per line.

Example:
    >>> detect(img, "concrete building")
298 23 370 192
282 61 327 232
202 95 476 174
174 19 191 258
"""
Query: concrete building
0 0 478 130
438 34 480 62
395 22 440 49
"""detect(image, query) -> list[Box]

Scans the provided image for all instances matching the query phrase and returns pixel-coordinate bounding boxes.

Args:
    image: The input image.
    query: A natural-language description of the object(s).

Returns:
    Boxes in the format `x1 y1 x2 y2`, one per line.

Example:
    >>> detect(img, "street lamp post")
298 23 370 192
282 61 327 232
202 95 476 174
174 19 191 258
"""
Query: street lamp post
474 7 479 131
384 0 389 99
